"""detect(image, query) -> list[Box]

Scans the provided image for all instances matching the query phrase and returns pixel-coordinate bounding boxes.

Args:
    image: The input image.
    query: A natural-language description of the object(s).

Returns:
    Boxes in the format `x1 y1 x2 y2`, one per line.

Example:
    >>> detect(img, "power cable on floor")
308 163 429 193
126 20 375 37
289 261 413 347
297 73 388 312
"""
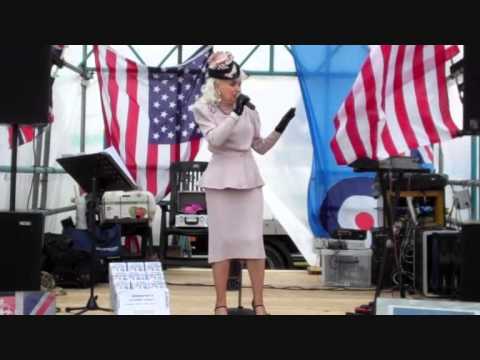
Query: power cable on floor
166 282 375 292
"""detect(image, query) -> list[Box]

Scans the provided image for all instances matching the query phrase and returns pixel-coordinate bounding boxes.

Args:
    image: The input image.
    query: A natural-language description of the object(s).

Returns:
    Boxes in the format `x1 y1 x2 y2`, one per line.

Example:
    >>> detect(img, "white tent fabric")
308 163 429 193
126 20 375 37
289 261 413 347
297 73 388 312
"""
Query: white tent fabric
0 45 471 266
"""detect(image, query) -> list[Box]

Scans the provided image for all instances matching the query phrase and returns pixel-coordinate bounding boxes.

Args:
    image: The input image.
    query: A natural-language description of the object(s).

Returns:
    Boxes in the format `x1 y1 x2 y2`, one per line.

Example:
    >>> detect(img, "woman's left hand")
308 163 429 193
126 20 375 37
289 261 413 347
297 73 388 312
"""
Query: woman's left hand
275 108 296 133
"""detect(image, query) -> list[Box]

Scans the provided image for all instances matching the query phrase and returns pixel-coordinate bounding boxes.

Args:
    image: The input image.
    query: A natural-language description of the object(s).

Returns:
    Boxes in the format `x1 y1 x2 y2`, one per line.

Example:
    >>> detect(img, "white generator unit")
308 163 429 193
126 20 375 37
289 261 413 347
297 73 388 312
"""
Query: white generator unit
100 191 156 224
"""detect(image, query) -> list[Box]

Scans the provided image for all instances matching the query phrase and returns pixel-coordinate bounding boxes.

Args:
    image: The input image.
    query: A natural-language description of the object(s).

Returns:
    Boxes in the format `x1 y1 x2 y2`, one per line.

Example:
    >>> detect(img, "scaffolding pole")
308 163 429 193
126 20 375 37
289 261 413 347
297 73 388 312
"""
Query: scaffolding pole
39 124 52 209
31 130 44 209
472 136 479 220
80 45 88 153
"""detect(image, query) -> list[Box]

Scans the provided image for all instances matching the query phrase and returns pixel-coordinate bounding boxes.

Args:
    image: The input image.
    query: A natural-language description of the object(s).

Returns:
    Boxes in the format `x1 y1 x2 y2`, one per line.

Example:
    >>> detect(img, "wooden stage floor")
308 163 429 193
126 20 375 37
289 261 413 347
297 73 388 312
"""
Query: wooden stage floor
54 268 378 315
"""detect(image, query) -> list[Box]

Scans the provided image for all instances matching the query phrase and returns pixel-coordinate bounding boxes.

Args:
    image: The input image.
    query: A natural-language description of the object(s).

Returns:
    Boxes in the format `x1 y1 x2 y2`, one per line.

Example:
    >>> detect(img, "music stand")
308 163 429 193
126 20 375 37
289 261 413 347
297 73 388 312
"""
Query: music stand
57 151 137 315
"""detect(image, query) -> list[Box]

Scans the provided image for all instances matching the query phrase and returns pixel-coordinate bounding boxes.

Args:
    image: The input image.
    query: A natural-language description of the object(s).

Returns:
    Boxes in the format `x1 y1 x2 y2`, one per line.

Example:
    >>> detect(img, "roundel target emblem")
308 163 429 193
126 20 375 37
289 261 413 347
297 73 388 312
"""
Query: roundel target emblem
319 177 377 235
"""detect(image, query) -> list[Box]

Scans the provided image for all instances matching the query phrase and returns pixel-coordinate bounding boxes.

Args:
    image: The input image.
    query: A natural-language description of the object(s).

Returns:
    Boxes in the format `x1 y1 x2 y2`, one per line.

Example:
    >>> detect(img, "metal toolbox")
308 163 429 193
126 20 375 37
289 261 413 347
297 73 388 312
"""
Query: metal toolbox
175 214 208 228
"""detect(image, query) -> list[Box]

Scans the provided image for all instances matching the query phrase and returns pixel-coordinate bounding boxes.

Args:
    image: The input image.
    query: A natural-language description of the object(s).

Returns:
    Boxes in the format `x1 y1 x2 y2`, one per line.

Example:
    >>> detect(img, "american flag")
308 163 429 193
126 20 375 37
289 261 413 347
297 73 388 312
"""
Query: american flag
93 45 212 199
331 45 460 165
0 292 56 315
8 45 66 147
412 146 434 164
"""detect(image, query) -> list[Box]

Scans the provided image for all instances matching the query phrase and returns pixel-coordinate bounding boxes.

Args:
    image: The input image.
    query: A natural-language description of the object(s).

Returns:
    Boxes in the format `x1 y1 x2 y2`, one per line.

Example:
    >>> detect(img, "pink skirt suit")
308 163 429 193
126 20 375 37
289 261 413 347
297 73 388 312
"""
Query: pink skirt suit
192 102 281 264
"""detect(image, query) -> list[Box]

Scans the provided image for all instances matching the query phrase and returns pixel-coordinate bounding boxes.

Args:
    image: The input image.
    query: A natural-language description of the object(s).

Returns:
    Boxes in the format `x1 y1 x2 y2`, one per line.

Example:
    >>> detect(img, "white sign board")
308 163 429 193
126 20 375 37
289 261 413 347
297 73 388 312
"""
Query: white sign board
109 262 170 315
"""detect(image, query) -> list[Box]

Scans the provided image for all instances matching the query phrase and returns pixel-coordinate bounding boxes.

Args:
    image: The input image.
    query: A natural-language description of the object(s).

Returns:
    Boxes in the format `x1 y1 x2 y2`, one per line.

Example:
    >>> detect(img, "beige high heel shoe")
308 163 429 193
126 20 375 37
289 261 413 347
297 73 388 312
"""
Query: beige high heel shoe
214 306 229 315
252 302 271 315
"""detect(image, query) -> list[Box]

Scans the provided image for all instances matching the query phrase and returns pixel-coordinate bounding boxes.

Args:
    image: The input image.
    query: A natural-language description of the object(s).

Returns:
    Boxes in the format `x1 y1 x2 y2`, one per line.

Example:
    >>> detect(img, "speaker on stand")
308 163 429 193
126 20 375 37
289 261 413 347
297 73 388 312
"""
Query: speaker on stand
0 46 51 292
0 46 52 211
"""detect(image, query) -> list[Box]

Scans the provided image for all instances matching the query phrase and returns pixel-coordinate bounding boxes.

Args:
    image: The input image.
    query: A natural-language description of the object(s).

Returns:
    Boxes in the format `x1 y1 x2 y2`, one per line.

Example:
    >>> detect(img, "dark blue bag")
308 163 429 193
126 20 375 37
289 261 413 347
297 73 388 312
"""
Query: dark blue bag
63 224 121 258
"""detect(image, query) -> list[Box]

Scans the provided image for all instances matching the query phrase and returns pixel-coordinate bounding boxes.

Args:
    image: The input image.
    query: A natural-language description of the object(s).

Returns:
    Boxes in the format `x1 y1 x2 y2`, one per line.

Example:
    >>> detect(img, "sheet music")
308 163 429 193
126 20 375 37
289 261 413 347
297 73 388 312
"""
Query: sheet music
102 146 136 186
59 146 137 187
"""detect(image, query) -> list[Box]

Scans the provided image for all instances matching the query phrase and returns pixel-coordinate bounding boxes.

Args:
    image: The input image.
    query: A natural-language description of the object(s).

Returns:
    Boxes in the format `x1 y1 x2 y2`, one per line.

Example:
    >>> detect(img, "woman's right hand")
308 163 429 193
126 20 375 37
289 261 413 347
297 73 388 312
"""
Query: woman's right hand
233 94 251 116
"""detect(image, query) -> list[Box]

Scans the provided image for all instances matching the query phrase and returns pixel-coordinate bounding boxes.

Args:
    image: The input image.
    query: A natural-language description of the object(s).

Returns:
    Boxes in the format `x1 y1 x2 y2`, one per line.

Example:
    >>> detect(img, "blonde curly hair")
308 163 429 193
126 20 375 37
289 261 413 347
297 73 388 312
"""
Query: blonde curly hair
196 78 221 106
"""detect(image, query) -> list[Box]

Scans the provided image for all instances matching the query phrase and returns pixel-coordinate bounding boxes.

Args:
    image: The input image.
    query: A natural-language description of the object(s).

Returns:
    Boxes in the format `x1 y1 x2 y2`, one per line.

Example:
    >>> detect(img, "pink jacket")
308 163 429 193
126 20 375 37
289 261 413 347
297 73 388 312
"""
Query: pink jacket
193 102 281 190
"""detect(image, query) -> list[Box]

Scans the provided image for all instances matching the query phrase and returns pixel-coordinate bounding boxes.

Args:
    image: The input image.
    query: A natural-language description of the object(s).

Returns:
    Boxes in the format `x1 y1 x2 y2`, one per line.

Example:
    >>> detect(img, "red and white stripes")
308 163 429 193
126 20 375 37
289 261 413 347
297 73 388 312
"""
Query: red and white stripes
331 45 460 165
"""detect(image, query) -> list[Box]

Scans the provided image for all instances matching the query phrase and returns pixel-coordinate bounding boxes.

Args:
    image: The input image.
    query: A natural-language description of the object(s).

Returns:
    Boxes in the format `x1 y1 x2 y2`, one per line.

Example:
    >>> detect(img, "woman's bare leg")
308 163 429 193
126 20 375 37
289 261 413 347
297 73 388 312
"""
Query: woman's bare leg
212 260 230 315
246 259 268 315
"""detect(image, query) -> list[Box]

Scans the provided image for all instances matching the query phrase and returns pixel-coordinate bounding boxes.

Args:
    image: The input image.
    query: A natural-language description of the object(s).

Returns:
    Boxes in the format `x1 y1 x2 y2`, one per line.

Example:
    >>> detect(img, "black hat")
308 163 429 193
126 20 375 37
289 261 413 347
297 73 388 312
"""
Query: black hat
207 51 246 80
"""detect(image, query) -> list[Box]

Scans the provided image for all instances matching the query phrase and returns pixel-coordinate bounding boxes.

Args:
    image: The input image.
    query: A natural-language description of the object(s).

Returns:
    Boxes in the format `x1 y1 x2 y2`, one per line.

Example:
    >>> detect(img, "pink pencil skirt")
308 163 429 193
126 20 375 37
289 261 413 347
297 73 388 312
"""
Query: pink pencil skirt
205 187 266 264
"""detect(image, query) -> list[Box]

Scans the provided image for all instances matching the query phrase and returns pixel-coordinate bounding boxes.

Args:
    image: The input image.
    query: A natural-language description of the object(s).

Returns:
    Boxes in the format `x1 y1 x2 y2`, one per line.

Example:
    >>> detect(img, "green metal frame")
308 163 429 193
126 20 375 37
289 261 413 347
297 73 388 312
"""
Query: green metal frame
2 45 478 221
78 45 298 77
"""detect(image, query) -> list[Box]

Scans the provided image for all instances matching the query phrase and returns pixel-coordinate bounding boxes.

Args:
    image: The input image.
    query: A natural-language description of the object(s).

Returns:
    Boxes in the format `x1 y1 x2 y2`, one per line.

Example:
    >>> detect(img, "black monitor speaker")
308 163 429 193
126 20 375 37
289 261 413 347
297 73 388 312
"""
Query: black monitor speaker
0 211 45 291
458 222 480 301
0 45 52 126
464 45 480 135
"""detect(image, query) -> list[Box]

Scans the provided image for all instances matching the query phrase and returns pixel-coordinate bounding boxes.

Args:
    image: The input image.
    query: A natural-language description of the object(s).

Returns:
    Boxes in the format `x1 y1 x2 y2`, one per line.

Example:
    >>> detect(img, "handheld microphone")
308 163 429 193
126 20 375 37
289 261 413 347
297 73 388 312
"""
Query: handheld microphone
245 101 256 110
241 94 256 110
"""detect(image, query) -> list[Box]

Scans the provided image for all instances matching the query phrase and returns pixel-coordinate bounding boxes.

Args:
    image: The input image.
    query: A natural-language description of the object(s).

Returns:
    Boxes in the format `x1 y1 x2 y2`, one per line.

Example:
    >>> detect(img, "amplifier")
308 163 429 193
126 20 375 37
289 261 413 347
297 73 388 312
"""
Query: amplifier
326 239 368 250
395 174 447 191
330 228 367 240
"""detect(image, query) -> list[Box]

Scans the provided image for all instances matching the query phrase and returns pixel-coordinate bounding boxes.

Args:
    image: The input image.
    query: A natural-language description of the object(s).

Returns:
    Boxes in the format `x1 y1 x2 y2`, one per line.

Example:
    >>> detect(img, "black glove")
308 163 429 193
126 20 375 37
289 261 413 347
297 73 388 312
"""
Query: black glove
233 94 252 116
275 108 296 133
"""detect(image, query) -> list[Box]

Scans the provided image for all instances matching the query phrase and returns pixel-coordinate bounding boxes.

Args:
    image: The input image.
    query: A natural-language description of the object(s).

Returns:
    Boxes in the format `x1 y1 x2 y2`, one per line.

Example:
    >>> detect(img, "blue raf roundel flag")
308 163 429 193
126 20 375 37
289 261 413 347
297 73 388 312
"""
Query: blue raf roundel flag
319 177 377 235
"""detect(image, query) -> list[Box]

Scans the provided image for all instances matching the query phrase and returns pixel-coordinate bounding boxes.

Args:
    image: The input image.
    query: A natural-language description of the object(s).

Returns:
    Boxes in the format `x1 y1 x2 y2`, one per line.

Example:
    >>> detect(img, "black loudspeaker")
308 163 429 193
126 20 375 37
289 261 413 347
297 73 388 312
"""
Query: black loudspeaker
458 223 480 301
464 45 480 135
414 229 461 297
371 228 394 288
0 212 45 291
0 46 52 125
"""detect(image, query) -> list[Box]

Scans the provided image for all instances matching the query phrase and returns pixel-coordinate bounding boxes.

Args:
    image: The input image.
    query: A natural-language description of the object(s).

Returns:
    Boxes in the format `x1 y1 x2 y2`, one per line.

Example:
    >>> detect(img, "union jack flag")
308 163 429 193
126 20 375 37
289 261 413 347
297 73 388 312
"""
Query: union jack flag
0 293 15 315
0 292 56 315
